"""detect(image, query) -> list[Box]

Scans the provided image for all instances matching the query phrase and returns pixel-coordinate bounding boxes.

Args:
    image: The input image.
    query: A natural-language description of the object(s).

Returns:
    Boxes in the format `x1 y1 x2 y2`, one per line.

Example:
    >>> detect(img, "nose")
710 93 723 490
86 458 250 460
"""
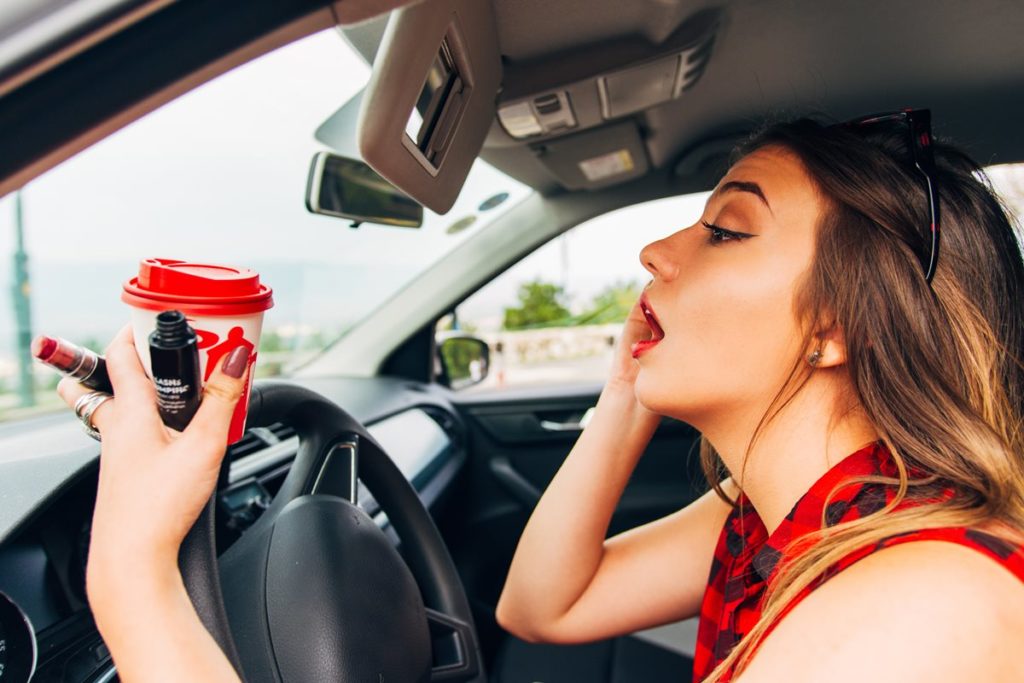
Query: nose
639 236 680 281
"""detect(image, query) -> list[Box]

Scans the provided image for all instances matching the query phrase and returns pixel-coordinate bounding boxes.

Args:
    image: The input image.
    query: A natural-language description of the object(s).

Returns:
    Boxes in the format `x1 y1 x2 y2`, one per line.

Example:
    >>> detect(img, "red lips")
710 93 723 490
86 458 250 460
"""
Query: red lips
632 293 665 358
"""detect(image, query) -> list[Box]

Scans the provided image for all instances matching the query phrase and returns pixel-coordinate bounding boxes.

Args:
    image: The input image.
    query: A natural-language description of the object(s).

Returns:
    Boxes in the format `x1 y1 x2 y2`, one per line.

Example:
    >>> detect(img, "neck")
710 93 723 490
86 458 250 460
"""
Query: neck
699 371 878 535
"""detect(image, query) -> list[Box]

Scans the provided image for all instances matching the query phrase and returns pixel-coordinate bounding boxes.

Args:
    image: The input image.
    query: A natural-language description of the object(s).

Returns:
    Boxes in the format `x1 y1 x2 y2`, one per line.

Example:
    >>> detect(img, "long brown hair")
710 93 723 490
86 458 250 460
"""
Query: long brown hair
700 117 1024 681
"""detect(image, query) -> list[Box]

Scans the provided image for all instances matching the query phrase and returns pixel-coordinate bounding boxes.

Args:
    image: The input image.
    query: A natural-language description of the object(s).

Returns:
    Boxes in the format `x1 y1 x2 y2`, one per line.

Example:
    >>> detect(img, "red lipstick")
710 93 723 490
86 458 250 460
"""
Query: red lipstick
631 294 666 359
32 335 114 394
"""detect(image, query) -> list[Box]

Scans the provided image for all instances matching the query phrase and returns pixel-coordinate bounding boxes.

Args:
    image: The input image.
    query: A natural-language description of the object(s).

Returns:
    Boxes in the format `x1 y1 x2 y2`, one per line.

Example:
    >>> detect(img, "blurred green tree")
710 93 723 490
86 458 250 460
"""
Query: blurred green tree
577 280 642 324
259 331 285 353
502 280 571 330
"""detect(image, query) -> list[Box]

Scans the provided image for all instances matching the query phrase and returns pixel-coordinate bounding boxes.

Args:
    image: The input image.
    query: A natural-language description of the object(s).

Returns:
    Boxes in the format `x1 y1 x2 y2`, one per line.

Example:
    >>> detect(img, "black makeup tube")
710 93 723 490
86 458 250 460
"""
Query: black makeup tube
32 336 114 394
148 310 202 431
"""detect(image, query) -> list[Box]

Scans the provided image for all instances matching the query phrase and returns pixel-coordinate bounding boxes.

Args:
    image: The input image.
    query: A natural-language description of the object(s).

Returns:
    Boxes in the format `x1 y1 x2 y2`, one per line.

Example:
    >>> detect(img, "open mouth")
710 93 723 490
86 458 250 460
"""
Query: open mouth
632 293 665 358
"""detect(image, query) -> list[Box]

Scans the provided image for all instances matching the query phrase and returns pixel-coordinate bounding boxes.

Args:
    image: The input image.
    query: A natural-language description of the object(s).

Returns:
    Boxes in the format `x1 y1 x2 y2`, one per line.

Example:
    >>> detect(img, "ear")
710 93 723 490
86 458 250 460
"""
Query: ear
810 324 847 368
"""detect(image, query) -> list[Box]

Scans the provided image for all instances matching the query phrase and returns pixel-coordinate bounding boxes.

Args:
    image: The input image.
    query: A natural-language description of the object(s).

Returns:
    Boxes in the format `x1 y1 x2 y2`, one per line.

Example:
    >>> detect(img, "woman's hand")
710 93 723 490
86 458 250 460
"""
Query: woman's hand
57 325 250 586
608 295 657 389
601 294 661 432
56 324 250 683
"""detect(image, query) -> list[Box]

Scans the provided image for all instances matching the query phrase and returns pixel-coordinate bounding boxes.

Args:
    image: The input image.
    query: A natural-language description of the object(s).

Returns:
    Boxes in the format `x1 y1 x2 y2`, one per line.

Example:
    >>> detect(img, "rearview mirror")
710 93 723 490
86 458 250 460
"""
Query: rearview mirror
305 152 424 228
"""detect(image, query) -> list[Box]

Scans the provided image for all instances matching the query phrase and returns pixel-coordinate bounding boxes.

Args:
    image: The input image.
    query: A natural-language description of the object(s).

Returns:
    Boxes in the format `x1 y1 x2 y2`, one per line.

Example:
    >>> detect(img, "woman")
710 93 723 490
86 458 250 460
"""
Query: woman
498 112 1024 681
61 112 1024 682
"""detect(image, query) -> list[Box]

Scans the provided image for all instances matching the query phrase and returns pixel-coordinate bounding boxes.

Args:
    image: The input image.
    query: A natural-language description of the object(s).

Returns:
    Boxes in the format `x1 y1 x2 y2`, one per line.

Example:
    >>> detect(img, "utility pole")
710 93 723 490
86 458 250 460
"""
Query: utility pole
560 232 569 290
12 191 34 407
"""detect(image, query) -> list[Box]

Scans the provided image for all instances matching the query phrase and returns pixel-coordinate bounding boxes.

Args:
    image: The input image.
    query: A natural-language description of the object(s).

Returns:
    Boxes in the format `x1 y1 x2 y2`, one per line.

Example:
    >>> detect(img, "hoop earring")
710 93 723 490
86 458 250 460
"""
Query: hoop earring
807 349 823 366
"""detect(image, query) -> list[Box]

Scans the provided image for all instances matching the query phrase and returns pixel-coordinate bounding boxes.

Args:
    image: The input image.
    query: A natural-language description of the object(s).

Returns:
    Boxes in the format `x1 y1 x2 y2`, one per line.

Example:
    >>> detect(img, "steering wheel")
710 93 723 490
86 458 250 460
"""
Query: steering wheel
176 380 485 683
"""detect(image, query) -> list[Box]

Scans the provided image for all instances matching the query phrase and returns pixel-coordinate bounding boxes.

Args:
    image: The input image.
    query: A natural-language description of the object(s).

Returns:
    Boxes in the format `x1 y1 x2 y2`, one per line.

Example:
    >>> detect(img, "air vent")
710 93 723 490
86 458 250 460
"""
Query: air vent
227 422 295 459
226 421 299 487
247 423 296 445
228 432 267 460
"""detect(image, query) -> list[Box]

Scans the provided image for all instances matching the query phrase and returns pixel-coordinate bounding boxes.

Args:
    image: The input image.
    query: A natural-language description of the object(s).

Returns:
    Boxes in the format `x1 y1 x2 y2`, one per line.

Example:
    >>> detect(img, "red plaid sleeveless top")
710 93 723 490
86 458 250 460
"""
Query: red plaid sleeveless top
692 442 1024 682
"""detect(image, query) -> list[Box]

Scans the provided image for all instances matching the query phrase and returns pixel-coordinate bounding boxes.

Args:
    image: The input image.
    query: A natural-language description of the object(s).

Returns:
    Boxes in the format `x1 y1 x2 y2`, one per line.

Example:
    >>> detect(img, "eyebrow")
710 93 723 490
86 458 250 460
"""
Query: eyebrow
715 180 773 215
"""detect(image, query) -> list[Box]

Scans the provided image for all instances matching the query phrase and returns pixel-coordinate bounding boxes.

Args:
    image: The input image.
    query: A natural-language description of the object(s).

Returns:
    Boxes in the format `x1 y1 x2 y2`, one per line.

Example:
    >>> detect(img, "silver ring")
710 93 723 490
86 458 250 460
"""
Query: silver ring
73 391 112 441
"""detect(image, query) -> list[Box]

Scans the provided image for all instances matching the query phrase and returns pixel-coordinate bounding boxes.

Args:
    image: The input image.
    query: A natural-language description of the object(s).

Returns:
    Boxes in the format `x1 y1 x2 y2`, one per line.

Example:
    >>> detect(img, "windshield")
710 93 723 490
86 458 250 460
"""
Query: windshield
0 27 530 422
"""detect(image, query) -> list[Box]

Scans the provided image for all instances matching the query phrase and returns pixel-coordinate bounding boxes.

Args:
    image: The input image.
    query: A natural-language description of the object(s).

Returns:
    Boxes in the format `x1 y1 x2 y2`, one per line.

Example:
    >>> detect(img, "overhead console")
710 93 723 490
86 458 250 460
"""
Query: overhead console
493 8 720 190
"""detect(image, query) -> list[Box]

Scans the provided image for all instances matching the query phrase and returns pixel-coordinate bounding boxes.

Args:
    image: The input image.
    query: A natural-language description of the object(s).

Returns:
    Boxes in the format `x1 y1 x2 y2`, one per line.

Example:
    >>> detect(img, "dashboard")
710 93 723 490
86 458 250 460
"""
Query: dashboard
0 377 467 683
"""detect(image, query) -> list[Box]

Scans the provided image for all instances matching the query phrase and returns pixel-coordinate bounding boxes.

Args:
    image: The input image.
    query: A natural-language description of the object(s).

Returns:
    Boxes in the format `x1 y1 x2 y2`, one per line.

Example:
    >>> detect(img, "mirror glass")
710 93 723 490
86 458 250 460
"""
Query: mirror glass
438 336 489 390
306 152 423 227
404 38 460 163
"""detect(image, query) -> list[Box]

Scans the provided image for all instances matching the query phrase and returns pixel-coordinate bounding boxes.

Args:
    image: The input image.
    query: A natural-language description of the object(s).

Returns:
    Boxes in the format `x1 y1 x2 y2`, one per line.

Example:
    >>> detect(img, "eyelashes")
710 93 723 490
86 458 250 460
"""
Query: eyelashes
701 220 755 245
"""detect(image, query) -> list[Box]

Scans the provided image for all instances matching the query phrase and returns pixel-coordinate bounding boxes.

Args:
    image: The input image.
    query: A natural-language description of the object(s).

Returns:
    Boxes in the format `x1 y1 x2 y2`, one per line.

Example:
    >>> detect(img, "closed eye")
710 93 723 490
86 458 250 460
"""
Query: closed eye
701 220 755 244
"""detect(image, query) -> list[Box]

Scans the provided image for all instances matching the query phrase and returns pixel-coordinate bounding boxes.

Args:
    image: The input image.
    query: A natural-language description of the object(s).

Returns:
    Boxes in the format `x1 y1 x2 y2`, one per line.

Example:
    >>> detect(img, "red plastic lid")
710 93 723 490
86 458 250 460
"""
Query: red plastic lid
122 258 274 315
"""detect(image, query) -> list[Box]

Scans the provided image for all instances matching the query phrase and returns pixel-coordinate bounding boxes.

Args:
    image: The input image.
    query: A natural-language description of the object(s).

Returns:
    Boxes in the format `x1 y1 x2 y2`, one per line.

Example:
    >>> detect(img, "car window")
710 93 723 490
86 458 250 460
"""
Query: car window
445 163 1024 392
0 27 529 424
985 163 1024 231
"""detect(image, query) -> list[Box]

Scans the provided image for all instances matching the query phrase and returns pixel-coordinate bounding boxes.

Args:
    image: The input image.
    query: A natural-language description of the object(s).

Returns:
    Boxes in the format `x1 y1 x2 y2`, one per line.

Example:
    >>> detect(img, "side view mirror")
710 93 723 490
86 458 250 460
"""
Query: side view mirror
436 335 489 390
305 152 424 228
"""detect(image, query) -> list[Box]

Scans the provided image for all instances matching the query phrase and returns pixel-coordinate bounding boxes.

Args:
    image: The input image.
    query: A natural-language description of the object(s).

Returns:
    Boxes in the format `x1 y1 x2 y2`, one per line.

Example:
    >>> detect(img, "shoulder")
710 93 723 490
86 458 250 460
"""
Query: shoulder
736 539 1024 683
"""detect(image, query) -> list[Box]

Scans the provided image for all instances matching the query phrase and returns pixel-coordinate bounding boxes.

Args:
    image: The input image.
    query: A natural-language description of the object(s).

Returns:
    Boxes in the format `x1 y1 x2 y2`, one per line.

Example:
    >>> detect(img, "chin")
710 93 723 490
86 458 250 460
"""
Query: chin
633 370 717 427
633 372 681 417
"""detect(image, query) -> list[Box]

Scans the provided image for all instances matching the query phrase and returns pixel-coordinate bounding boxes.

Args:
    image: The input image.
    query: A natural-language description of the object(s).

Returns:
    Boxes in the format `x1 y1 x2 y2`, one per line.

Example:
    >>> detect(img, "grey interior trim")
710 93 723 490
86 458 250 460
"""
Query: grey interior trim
337 14 389 65
315 88 364 158
0 0 172 98
0 416 99 544
365 409 451 481
634 618 699 659
332 0 423 27
532 120 650 190
488 458 542 507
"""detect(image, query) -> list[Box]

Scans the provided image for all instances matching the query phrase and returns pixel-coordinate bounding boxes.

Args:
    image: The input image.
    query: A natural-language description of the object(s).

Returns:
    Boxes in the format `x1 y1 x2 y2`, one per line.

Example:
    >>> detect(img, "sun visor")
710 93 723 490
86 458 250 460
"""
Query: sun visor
357 0 501 214
532 121 649 191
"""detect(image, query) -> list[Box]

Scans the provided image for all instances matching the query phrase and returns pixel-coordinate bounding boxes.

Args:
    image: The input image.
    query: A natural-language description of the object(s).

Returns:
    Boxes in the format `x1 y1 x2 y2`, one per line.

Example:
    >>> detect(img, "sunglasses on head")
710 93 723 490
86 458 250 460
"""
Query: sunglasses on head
838 108 940 284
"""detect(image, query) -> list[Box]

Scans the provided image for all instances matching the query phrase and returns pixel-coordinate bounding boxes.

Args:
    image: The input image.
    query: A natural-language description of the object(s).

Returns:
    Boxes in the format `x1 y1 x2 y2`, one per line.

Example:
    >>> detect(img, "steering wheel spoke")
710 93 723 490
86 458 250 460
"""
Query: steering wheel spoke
309 434 360 503
427 608 482 682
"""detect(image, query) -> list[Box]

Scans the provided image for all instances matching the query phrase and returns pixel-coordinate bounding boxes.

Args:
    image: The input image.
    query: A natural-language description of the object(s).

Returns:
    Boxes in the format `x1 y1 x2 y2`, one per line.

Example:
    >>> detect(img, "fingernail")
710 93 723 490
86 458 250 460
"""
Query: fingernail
222 346 250 378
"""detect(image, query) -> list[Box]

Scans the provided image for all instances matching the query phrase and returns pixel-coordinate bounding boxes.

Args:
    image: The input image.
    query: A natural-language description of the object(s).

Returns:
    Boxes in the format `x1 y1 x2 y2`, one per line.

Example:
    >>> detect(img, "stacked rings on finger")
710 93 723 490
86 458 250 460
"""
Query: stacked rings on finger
73 391 112 442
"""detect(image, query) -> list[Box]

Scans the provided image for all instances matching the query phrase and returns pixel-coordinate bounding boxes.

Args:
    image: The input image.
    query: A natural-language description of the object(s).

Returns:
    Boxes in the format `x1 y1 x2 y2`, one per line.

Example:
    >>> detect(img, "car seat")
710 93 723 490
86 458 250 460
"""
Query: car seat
492 631 695 682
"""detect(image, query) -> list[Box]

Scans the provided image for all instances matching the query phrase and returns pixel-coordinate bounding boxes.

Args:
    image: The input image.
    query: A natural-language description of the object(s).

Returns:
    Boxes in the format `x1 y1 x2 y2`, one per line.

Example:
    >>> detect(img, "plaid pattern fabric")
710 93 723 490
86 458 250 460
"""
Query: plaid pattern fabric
692 442 1024 682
